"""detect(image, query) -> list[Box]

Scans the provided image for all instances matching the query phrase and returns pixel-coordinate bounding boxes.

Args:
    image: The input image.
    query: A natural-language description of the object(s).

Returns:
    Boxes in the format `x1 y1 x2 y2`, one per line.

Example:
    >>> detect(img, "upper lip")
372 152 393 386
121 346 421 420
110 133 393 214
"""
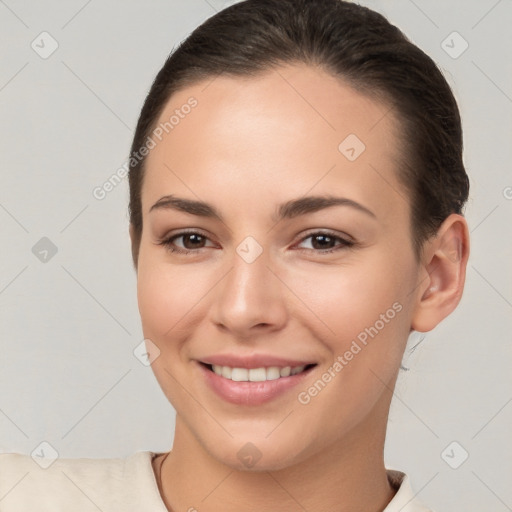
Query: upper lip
199 354 317 369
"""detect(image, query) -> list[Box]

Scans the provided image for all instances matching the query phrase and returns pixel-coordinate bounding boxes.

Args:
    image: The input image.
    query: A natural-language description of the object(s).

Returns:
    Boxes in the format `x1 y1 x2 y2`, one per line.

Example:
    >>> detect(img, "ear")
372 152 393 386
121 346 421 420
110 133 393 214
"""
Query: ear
411 213 470 333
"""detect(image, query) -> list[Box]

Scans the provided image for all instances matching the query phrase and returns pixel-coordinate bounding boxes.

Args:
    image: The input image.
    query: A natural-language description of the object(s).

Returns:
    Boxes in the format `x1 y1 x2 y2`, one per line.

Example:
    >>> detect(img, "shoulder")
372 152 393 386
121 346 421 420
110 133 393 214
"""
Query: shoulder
384 469 435 512
0 451 167 512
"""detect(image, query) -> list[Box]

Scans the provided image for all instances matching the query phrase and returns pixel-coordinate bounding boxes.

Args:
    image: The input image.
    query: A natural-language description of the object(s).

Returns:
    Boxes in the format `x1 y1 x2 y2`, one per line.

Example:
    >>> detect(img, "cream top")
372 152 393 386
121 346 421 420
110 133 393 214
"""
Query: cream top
0 451 433 511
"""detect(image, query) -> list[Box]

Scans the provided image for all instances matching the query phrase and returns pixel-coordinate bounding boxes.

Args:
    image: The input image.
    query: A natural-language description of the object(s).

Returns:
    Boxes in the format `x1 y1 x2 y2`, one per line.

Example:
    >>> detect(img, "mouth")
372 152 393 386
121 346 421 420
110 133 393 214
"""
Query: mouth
200 362 317 382
197 359 318 406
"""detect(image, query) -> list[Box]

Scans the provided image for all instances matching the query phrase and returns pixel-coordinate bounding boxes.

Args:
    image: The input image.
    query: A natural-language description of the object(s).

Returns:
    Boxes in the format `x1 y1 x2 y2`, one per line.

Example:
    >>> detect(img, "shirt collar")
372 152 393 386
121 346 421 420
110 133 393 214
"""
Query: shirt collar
148 453 432 512
383 470 433 511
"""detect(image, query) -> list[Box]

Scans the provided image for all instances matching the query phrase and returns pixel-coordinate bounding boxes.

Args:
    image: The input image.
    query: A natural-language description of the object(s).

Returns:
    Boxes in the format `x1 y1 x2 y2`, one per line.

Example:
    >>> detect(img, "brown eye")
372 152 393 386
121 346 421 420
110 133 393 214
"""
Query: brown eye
310 234 337 250
296 231 355 254
180 233 207 249
157 230 214 255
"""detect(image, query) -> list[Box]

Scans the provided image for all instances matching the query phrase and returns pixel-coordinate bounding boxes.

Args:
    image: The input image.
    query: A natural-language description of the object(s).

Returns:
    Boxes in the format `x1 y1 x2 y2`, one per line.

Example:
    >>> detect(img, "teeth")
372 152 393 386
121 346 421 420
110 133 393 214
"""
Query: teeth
280 366 291 377
249 368 266 382
209 364 309 381
266 367 281 380
231 368 248 381
291 365 305 375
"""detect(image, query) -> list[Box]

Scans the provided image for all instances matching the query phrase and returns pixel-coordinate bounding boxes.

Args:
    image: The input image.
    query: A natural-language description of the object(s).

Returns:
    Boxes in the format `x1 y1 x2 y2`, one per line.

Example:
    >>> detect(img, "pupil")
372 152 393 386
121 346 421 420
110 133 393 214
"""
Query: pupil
185 234 204 248
313 235 333 249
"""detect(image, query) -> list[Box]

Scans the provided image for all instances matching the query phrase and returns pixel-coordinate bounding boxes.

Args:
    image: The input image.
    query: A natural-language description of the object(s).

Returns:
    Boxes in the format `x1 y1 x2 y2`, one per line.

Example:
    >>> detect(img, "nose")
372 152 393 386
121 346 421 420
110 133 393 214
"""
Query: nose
210 247 288 339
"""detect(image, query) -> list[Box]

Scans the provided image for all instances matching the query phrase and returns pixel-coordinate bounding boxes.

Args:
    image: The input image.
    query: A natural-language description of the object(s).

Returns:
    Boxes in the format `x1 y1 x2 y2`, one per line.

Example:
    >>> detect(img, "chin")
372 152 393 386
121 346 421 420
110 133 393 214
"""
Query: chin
200 431 316 472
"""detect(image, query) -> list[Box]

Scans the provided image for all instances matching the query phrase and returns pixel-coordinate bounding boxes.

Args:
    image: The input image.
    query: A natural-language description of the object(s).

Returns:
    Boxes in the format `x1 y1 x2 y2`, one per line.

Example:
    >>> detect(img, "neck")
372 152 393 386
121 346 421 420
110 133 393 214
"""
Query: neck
157 406 396 512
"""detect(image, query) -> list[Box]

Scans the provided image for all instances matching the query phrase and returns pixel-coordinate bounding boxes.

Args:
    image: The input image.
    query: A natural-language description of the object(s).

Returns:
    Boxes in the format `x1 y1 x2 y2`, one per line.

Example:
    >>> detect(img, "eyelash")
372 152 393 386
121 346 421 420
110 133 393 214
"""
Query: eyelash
156 229 356 256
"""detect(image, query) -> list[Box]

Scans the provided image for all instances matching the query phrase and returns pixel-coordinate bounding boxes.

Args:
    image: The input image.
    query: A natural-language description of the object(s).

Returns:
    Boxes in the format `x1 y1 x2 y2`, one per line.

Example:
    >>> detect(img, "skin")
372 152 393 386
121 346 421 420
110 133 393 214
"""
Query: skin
130 62 470 512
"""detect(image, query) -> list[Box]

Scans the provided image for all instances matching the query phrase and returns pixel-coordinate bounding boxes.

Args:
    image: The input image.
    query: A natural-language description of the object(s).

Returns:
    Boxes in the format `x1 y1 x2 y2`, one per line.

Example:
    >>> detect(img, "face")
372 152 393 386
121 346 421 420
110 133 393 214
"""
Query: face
134 63 422 470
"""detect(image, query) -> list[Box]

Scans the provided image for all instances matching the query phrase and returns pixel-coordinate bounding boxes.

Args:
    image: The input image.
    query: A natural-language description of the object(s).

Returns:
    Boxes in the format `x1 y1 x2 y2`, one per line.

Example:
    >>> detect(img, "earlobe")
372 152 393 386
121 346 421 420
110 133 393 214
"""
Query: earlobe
411 214 470 332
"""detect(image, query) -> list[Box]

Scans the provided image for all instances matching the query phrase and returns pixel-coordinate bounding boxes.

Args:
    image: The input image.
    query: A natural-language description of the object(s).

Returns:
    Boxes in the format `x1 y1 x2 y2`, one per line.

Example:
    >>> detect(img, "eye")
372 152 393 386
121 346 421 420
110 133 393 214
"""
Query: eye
294 231 355 254
156 229 356 256
156 230 215 255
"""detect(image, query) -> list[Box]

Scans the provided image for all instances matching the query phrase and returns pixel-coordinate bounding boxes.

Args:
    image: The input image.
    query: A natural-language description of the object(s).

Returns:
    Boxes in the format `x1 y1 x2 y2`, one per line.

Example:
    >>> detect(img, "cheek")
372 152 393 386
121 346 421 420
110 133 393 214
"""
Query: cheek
288 252 415 412
137 267 174 338
286 253 407 344
135 255 208 404
292 265 412 431
137 245 186 337
136 248 219 345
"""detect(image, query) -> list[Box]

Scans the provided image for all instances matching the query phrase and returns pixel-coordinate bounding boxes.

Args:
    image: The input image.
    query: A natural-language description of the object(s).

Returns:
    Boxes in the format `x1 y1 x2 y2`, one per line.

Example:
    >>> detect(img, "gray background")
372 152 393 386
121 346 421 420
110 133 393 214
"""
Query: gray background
1 0 511 510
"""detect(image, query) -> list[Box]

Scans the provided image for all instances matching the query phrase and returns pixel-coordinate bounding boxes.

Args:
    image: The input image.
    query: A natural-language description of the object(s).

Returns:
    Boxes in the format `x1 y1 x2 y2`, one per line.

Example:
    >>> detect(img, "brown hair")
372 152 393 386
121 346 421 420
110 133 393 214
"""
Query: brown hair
128 0 469 267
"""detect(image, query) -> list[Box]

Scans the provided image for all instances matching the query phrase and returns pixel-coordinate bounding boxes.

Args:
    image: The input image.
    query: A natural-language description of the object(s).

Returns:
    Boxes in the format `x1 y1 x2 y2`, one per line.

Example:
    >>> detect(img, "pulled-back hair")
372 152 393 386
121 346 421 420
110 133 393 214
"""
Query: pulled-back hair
128 0 469 267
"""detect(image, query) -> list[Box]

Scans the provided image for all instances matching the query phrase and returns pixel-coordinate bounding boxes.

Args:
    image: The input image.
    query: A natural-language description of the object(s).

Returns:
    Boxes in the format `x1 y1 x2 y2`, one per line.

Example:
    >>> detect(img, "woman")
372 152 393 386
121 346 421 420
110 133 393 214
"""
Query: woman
0 0 470 510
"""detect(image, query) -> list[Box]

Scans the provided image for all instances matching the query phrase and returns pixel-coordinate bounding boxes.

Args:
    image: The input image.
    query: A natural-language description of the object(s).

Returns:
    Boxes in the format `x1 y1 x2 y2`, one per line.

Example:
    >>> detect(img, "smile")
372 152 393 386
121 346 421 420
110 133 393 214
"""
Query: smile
207 363 315 382
198 360 317 405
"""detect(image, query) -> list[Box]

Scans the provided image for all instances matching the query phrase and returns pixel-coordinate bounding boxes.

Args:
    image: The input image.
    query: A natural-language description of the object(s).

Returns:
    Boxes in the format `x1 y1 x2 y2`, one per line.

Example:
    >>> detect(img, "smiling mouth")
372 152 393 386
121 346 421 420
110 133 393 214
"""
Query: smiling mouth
200 362 317 382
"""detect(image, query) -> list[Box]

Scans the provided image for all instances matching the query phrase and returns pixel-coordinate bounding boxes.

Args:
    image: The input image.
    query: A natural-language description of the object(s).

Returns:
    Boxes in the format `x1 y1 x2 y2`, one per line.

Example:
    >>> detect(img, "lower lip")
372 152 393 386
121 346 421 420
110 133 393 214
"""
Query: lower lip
198 362 315 406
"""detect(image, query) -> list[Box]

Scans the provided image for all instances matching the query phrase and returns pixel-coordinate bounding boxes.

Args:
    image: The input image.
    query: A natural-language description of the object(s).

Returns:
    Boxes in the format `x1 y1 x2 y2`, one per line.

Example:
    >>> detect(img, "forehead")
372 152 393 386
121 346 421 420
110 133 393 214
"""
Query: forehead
142 63 408 224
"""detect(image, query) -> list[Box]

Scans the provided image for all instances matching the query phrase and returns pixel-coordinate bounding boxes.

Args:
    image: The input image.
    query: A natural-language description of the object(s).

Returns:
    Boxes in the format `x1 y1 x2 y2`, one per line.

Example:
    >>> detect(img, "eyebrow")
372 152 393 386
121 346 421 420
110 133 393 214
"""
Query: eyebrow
149 194 376 222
